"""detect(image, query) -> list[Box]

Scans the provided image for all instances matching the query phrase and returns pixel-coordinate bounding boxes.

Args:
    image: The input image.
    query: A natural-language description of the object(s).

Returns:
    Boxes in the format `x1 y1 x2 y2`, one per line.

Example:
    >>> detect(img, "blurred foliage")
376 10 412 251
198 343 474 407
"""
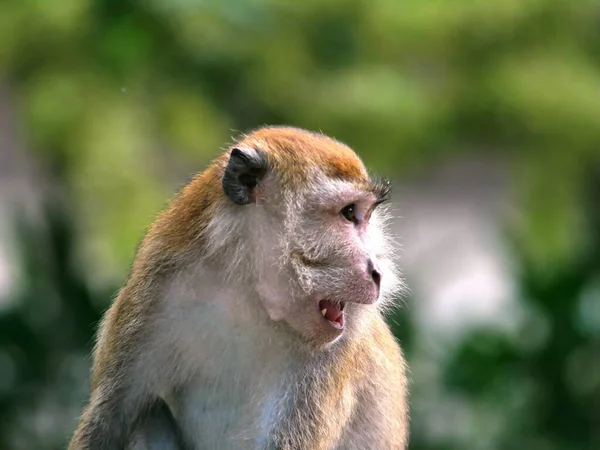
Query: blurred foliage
389 165 600 449
0 203 107 449
0 0 599 448
0 0 599 276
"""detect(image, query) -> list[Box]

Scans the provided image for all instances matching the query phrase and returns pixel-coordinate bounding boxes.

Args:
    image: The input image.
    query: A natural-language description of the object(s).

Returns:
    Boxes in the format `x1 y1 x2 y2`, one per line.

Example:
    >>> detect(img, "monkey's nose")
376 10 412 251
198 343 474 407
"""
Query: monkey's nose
367 259 381 289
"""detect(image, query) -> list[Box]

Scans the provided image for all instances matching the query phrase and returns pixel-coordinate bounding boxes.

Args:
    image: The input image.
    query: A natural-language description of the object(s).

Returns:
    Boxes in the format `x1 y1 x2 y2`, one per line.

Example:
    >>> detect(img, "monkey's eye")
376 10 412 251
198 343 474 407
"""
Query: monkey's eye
341 204 358 224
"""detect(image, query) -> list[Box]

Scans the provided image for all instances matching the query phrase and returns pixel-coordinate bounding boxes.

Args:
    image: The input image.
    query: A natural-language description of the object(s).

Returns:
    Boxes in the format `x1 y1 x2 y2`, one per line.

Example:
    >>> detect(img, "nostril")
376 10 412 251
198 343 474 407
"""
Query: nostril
371 269 381 288
367 259 382 288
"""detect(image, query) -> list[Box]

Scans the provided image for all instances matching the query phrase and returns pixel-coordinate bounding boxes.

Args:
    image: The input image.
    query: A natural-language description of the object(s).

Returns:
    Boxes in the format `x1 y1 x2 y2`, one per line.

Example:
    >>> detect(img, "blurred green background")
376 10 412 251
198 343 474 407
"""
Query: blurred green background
0 0 599 448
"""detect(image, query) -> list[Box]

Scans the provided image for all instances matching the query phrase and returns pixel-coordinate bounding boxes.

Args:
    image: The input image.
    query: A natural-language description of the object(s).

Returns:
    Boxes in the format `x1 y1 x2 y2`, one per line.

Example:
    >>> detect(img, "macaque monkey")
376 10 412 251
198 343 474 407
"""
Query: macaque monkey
69 126 409 449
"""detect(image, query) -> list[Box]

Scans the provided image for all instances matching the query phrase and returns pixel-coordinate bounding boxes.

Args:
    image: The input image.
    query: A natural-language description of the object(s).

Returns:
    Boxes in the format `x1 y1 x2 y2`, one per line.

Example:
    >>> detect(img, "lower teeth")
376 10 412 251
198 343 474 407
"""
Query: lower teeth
329 320 343 329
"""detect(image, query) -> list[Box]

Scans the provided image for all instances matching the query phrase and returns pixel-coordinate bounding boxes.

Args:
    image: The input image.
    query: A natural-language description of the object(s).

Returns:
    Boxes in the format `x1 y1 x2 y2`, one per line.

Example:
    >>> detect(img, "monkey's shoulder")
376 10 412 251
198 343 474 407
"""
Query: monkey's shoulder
345 316 409 447
358 313 405 368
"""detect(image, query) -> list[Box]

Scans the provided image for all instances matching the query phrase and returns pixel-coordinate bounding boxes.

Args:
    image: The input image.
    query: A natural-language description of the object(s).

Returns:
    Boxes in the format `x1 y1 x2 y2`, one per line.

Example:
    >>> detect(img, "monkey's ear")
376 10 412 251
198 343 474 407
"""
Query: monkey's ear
222 147 269 205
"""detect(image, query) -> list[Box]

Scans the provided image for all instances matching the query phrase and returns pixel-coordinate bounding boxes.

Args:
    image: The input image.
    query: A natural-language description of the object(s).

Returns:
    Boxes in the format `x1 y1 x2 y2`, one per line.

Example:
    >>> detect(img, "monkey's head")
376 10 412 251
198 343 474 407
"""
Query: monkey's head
159 126 401 347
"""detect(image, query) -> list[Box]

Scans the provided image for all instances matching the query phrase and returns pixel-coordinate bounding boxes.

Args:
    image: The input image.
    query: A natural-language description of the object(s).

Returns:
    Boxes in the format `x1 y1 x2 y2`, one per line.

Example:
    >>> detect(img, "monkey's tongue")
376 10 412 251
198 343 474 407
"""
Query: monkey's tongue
319 300 345 329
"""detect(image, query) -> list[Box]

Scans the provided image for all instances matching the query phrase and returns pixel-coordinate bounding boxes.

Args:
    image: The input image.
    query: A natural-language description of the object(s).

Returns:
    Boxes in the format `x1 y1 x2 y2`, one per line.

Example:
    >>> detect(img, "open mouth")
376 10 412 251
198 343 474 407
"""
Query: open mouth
319 300 345 329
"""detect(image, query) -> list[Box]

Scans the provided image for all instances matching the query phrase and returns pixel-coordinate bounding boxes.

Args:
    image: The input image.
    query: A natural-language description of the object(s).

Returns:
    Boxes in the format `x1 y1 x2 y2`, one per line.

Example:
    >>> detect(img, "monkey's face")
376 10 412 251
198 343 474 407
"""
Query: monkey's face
218 129 401 347
271 176 400 346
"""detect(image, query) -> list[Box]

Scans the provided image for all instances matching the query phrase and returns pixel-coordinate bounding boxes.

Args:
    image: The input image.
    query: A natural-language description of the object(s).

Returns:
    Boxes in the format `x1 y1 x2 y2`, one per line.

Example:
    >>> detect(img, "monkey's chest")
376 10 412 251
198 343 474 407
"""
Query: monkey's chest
172 377 284 449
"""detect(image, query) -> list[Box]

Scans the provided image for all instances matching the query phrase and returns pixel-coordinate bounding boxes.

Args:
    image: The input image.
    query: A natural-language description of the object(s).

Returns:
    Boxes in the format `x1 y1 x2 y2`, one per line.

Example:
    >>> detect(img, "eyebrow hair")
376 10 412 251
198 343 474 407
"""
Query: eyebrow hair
370 177 392 204
330 174 392 203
